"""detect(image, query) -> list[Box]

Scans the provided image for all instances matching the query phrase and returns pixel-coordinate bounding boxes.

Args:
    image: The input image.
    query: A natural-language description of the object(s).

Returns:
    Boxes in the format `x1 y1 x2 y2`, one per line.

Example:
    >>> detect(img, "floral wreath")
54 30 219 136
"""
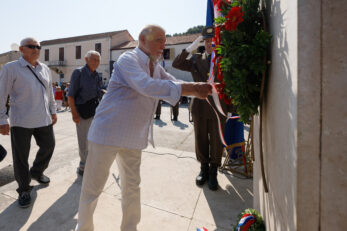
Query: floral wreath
211 0 271 124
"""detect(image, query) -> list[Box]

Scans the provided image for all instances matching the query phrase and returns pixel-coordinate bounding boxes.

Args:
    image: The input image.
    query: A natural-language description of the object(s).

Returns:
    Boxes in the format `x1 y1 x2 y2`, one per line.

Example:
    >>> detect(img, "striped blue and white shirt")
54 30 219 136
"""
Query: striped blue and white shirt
0 57 56 128
88 47 182 149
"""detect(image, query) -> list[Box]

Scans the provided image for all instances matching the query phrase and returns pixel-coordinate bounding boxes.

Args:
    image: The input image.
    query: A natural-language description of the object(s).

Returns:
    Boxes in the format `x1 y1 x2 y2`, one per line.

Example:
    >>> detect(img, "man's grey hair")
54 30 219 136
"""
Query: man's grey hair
20 37 38 46
138 24 165 42
85 50 101 59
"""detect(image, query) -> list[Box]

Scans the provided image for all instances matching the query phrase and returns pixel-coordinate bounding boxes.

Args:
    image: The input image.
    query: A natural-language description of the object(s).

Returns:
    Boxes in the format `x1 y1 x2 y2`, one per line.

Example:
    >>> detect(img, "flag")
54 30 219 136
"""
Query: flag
236 213 256 231
197 228 208 231
206 0 214 26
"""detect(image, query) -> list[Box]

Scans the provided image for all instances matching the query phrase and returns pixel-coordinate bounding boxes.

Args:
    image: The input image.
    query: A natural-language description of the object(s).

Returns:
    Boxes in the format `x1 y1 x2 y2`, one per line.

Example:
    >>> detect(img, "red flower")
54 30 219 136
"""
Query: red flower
214 26 221 46
213 0 230 11
217 62 223 81
223 95 233 105
216 0 225 11
225 6 244 31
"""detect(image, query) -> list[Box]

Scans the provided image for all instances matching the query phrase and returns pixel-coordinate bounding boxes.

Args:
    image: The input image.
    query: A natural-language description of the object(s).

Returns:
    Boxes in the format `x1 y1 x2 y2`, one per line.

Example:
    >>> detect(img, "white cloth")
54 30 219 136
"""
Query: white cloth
88 47 182 149
75 141 141 231
186 35 203 53
0 57 56 128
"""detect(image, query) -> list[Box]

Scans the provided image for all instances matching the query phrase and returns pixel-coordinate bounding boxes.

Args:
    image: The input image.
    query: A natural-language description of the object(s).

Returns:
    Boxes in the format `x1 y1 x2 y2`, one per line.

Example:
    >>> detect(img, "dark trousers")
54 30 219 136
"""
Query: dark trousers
172 102 179 118
155 100 162 117
10 125 55 194
192 115 225 166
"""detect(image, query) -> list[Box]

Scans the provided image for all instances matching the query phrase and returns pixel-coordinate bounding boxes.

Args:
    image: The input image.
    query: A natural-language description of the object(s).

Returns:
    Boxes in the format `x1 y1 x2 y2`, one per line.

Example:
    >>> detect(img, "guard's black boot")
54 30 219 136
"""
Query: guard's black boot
196 163 209 186
208 164 219 191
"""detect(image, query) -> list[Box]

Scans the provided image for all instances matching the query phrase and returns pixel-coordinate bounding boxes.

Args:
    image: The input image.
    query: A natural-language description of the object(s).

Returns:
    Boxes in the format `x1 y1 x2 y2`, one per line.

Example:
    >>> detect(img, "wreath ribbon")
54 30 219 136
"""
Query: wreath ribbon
206 44 228 147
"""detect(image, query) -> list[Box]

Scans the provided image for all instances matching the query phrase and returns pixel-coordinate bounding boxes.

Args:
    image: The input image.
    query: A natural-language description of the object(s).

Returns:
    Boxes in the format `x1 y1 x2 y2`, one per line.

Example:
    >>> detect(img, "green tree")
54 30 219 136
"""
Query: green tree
167 25 204 37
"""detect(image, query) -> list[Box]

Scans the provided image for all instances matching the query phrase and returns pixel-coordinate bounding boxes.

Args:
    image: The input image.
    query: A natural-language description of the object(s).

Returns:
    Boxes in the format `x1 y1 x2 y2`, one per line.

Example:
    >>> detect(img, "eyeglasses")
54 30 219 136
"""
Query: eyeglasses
23 45 41 50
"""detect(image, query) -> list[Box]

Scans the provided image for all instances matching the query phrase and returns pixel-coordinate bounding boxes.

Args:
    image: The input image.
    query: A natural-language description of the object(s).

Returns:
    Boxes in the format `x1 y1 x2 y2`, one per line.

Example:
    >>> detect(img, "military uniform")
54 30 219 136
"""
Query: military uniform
172 49 229 166
171 101 179 121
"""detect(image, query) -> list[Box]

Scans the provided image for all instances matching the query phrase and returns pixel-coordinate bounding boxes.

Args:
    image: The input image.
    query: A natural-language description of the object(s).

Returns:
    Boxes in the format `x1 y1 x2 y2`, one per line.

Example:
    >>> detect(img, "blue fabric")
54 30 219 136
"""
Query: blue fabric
206 0 214 26
68 65 103 104
224 115 245 159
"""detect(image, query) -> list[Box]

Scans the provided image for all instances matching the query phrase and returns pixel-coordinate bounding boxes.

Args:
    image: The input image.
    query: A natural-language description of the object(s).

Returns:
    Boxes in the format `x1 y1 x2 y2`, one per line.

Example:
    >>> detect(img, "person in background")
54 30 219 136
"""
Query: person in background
68 51 104 176
52 82 57 95
171 101 179 121
0 37 57 208
64 83 70 111
154 100 162 120
55 86 63 111
172 26 230 191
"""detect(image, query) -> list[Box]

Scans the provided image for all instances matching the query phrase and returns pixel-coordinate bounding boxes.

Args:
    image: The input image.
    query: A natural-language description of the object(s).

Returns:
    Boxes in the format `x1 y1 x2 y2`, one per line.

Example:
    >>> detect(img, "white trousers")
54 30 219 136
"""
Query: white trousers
56 100 62 110
75 141 142 231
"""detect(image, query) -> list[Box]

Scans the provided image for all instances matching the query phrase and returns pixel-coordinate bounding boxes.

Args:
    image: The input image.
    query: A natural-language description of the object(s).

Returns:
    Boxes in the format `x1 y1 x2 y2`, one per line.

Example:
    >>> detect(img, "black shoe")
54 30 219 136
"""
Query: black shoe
208 164 219 191
18 191 32 208
31 174 50 184
0 145 7 162
196 163 209 186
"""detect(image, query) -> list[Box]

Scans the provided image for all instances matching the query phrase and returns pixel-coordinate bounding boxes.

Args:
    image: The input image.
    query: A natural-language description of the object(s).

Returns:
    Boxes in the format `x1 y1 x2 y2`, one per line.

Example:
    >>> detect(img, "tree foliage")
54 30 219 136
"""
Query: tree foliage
166 25 204 37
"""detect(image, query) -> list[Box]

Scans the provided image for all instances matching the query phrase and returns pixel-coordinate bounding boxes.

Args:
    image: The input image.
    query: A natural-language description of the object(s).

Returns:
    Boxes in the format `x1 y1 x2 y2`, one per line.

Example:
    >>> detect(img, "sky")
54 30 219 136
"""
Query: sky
0 0 207 54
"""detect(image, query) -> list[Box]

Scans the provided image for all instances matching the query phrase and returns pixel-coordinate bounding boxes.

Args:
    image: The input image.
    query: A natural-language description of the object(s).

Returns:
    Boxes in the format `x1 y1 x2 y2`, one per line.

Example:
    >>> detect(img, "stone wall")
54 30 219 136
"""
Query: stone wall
253 0 347 230
320 0 347 229
253 0 298 230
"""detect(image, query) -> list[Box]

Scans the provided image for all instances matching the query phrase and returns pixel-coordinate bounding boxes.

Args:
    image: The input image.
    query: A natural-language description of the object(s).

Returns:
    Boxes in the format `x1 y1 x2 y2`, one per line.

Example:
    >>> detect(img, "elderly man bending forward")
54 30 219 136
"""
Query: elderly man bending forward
75 25 212 231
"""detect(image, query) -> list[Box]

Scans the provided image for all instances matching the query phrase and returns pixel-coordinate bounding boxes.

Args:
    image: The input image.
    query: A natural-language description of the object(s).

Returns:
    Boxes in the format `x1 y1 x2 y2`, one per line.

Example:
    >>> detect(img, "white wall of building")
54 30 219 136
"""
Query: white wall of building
111 43 204 82
40 38 112 83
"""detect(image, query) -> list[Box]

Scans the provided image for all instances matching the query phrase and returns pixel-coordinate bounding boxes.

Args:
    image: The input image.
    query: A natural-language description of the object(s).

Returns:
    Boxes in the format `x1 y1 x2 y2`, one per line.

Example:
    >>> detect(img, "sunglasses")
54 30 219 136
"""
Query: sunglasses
23 45 41 50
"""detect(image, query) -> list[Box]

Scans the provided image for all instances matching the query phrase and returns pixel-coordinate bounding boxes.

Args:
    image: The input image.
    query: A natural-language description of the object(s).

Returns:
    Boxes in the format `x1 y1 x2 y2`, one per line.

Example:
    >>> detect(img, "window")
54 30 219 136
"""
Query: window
59 47 64 61
44 49 49 61
76 46 81 59
95 43 101 55
163 49 170 60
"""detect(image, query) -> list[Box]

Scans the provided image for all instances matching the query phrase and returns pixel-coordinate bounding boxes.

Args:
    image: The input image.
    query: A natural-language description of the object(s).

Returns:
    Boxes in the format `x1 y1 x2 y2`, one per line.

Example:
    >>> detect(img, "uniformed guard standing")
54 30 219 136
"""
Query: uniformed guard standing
172 26 230 190
171 101 179 121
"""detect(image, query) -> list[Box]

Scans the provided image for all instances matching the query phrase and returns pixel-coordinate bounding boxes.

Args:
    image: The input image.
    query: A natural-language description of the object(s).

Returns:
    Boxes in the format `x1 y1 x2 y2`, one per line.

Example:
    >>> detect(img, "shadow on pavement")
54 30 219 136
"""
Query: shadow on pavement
153 119 167 128
203 174 253 230
26 178 82 231
0 184 48 231
0 165 15 187
171 120 189 130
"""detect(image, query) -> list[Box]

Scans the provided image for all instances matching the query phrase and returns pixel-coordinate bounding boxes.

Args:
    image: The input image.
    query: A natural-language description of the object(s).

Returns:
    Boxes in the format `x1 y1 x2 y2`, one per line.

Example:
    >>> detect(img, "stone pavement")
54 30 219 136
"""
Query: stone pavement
0 104 253 231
